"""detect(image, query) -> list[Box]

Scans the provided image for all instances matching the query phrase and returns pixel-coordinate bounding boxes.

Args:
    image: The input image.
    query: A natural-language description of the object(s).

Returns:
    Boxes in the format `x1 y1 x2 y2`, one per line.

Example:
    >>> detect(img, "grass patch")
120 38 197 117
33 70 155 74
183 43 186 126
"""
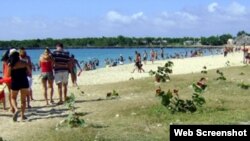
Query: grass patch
1 66 250 141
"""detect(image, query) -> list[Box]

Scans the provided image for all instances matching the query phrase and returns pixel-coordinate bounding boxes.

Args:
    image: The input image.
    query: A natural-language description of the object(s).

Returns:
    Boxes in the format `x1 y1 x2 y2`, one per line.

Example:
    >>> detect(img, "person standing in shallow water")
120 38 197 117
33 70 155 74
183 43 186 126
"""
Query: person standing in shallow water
143 50 148 65
39 48 54 105
52 43 70 105
150 49 155 64
8 50 31 122
160 48 164 59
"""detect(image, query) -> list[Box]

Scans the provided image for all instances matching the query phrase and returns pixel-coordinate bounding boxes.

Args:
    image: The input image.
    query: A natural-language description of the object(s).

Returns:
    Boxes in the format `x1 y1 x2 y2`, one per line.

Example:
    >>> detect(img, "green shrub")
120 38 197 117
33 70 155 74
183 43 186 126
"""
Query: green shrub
149 61 174 82
155 80 207 114
161 90 173 107
106 90 120 99
201 66 208 74
237 83 250 90
57 93 85 128
239 72 245 75
216 70 226 80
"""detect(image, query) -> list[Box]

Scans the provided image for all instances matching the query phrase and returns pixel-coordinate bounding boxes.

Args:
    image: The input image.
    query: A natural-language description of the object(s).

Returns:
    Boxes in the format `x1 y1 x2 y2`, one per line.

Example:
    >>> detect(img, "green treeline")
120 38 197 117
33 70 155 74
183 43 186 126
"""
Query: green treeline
0 31 248 49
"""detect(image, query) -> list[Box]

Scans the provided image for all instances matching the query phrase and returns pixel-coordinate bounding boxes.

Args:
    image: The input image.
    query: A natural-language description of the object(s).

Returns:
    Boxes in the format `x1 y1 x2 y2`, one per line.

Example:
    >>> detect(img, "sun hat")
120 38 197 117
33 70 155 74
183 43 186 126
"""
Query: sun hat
9 48 17 56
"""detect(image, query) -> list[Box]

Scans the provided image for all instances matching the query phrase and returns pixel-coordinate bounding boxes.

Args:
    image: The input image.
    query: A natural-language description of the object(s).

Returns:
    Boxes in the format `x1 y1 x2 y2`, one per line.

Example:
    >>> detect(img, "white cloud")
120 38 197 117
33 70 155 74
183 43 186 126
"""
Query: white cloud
227 2 246 15
176 12 198 21
208 2 219 13
155 11 198 28
131 12 144 20
161 11 198 22
106 11 145 24
154 17 176 27
106 11 129 24
207 2 246 16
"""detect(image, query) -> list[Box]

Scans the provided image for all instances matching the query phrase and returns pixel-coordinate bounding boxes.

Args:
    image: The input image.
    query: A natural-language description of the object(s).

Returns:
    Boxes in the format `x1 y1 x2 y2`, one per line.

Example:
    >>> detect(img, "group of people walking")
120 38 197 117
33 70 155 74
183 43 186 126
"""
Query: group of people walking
0 43 82 121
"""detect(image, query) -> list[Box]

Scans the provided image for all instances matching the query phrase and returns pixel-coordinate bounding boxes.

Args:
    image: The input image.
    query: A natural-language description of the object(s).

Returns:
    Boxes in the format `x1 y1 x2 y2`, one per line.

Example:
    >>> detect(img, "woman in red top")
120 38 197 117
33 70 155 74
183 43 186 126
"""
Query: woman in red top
1 49 13 112
39 48 54 105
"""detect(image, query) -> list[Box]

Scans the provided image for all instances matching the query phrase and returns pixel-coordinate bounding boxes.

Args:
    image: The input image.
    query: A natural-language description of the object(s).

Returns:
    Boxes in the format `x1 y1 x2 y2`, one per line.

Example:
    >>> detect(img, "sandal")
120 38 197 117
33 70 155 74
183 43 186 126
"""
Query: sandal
50 100 55 104
57 101 64 105
13 111 20 122
22 115 28 120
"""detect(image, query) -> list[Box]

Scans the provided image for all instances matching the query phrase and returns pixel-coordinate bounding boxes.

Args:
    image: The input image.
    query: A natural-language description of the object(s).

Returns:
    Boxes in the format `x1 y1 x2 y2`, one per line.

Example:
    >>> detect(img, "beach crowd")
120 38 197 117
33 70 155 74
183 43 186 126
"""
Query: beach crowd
0 43 249 122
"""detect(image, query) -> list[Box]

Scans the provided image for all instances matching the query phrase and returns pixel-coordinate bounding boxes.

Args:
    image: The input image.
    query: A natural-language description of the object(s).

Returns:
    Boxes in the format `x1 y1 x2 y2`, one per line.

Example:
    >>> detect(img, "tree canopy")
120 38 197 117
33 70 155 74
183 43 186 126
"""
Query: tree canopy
0 32 244 49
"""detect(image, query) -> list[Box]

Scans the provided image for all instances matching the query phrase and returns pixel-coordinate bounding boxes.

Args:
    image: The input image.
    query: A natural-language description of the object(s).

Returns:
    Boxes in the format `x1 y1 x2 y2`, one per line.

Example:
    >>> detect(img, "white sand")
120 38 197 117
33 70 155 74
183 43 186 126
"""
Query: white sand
32 52 242 86
19 53 243 90
29 52 245 98
30 52 245 88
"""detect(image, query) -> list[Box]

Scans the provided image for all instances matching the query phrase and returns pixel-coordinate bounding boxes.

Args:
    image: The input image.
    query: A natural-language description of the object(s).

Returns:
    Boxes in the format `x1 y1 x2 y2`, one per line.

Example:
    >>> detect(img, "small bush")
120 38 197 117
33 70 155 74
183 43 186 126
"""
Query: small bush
239 72 245 75
237 83 250 90
57 93 85 128
216 70 226 80
201 66 208 74
226 61 230 66
106 90 120 99
155 79 207 114
149 61 174 82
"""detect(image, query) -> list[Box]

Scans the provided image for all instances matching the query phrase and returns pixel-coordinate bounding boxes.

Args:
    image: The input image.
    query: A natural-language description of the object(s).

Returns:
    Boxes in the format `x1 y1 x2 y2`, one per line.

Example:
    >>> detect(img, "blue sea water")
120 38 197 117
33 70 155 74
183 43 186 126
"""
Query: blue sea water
0 47 221 75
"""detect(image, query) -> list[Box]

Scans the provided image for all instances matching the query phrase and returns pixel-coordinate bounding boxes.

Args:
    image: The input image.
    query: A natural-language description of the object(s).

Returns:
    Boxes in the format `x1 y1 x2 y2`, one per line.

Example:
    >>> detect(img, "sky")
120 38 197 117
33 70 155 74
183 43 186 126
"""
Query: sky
0 0 249 40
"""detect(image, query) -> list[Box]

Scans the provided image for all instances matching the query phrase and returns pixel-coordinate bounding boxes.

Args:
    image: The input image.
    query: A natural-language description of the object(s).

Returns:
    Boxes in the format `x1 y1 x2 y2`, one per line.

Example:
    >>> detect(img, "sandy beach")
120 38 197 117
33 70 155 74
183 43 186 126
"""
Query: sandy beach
30 52 245 88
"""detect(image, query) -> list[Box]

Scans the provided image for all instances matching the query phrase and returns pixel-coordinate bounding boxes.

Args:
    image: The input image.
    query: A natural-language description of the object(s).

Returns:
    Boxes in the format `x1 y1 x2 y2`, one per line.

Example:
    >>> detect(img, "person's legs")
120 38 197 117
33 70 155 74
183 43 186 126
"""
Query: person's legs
63 83 68 101
73 73 77 86
26 77 32 108
11 90 19 121
74 72 78 86
27 93 31 108
42 78 48 105
20 88 29 120
140 67 145 73
28 77 34 101
71 73 76 86
6 83 14 113
1 98 6 110
48 79 54 103
11 91 18 112
57 83 63 103
30 89 34 100
62 71 69 101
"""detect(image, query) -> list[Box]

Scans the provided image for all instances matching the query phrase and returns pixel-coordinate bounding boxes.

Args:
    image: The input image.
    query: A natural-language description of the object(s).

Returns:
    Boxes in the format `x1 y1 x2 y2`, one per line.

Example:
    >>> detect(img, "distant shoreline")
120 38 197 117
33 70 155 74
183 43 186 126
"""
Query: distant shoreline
0 45 224 50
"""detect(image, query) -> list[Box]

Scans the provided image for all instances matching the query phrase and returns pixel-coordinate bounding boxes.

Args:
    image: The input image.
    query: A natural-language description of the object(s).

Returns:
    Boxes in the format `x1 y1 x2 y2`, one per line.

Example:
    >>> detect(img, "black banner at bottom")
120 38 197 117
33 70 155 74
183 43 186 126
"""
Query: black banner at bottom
170 125 250 141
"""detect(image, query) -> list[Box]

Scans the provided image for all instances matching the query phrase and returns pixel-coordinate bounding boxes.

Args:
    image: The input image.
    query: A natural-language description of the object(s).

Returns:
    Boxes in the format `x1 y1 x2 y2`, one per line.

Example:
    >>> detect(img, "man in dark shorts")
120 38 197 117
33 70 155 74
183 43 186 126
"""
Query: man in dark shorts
52 43 70 105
